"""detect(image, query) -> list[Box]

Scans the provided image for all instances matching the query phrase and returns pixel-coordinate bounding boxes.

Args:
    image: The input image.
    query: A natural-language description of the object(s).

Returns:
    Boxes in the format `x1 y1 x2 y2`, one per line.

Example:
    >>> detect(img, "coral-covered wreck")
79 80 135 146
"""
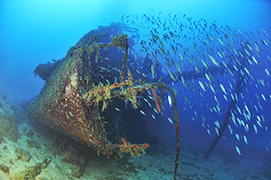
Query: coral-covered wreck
27 24 180 178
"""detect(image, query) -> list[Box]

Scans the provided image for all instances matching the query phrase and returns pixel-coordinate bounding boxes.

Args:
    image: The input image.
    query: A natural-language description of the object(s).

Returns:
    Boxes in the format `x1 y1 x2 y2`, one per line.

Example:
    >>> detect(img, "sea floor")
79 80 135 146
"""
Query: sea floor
0 95 270 180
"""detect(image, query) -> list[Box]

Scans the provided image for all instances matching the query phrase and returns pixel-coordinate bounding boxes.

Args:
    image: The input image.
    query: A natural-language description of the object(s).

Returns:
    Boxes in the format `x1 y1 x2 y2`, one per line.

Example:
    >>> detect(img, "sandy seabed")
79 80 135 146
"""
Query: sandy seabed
0 95 270 180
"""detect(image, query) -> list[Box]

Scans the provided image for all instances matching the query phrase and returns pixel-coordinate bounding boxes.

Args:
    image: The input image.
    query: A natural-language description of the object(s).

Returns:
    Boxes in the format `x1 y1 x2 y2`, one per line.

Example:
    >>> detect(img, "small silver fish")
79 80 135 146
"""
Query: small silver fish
235 146 241 155
168 117 173 124
168 95 172 107
140 110 146 115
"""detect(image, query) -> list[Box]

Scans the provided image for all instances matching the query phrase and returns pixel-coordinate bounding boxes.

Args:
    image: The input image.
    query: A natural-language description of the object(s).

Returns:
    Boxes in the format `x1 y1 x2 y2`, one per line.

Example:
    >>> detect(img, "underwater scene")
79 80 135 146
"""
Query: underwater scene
0 0 271 179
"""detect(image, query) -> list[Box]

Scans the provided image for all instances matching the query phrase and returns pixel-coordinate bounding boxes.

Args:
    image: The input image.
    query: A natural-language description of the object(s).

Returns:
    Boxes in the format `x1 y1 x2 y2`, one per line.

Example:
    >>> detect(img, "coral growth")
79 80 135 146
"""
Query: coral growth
110 34 129 49
15 147 32 162
83 70 138 111
111 138 149 158
11 158 51 180
151 88 161 112
0 164 9 175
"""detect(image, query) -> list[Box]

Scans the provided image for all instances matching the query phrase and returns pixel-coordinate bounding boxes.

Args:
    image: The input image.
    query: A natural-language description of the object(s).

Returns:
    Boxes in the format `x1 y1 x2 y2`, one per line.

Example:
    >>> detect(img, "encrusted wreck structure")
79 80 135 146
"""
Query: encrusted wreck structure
27 23 180 170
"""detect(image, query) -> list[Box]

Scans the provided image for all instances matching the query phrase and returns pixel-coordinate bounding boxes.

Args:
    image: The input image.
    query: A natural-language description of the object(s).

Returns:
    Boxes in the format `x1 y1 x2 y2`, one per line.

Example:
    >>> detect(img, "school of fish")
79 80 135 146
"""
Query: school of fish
117 12 271 155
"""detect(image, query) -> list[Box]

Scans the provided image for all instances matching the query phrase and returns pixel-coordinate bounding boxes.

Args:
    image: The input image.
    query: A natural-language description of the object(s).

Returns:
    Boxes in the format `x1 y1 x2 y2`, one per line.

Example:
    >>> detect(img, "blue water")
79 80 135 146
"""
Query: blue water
1 0 271 179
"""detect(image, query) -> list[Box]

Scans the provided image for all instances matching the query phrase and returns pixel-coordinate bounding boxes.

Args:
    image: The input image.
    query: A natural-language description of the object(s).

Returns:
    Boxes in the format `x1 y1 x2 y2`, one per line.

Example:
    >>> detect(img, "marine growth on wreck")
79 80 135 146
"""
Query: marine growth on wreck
27 23 181 179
